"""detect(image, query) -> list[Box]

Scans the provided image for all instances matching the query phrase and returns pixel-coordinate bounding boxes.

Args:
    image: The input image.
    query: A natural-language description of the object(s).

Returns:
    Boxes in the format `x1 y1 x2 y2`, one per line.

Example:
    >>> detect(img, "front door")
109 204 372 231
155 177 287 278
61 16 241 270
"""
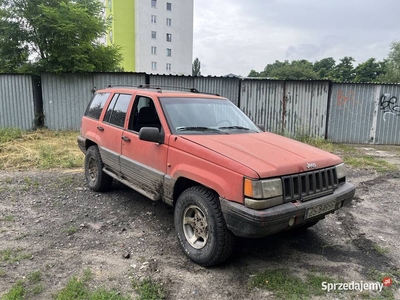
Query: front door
120 95 168 200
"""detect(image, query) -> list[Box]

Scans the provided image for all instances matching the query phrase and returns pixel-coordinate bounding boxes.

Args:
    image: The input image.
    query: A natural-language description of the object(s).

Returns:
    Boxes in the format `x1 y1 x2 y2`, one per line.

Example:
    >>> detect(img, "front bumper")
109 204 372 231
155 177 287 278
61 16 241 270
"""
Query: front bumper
220 182 355 238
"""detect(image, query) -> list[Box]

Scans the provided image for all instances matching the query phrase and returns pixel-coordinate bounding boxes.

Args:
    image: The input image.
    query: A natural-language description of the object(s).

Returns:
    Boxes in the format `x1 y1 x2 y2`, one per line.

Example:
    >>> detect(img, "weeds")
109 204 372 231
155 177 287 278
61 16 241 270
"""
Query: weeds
54 269 129 300
132 277 166 300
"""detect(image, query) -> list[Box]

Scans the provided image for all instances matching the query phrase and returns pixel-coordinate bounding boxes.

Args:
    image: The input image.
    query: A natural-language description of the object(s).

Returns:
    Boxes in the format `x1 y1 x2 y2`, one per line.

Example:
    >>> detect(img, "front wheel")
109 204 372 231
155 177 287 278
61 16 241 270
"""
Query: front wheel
174 186 235 266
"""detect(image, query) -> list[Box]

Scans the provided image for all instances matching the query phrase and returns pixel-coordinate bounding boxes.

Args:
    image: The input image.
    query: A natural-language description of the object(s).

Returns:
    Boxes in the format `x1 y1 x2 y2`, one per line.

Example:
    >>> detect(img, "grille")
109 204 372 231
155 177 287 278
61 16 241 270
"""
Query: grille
282 167 338 203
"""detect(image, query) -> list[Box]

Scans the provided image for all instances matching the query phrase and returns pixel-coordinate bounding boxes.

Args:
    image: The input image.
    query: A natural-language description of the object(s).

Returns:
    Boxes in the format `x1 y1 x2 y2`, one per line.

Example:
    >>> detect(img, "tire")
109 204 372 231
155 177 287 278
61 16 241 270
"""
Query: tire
174 186 235 267
84 145 112 192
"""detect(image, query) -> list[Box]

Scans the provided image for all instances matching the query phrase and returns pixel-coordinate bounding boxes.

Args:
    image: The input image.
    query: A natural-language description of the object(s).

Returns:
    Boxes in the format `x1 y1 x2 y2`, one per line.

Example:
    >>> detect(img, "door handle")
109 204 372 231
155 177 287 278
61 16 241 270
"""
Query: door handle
122 136 131 142
97 126 104 131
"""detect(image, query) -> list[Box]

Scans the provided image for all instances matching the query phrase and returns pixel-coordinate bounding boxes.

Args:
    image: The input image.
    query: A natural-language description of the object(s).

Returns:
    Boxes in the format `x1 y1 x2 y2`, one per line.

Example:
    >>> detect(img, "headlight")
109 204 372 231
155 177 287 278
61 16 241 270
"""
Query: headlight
335 163 347 184
244 178 283 210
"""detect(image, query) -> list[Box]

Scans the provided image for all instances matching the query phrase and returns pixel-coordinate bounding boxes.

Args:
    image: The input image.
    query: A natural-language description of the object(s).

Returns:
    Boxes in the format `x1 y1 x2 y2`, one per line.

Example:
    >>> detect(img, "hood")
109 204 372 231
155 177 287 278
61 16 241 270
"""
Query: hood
181 132 342 178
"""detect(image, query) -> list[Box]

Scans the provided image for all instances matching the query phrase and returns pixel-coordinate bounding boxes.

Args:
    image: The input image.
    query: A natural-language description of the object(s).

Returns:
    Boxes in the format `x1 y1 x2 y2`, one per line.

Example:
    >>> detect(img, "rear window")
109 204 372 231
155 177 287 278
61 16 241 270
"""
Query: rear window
84 93 110 120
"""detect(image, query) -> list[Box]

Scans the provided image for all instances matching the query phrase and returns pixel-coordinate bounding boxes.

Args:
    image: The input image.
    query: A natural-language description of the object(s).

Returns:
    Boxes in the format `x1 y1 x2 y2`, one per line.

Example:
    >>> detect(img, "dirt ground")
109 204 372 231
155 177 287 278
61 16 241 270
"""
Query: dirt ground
0 146 399 299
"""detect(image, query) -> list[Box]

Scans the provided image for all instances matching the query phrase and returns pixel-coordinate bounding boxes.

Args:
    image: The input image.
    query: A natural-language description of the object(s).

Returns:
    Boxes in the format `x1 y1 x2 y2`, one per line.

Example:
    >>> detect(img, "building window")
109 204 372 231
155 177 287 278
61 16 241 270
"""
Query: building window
151 0 156 8
166 33 172 42
151 15 157 23
166 48 171 57
151 61 157 70
166 18 172 26
166 63 171 71
151 46 157 55
151 31 157 39
166 2 172 10
108 0 112 11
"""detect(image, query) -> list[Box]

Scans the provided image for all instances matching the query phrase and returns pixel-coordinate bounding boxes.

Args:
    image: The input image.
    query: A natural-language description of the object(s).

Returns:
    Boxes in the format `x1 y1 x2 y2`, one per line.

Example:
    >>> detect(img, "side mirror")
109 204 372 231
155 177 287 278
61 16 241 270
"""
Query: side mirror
139 127 164 144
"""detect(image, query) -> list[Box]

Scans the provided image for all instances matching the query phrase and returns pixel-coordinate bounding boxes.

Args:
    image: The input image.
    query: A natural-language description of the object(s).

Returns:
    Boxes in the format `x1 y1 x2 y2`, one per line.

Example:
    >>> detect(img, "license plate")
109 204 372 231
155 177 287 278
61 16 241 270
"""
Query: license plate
305 201 336 219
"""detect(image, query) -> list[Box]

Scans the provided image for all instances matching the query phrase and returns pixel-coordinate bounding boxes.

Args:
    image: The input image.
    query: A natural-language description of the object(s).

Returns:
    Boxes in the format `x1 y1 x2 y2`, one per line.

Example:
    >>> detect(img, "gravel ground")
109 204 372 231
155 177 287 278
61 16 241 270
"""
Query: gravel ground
0 147 399 299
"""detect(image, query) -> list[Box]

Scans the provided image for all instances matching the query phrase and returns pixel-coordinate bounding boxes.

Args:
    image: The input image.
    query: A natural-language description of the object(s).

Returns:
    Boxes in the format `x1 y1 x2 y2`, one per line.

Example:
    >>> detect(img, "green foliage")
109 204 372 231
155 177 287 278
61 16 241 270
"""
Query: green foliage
192 57 201 76
132 277 166 300
0 0 122 74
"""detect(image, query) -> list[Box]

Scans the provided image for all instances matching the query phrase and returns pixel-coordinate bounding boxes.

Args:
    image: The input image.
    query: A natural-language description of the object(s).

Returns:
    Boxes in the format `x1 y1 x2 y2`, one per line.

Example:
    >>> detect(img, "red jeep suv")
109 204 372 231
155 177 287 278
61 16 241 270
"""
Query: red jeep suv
78 86 355 266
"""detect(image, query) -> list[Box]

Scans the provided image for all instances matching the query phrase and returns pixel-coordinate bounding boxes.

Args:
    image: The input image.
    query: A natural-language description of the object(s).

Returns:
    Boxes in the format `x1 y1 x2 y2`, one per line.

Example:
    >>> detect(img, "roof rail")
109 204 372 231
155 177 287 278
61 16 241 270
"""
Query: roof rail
137 84 220 96
106 84 220 96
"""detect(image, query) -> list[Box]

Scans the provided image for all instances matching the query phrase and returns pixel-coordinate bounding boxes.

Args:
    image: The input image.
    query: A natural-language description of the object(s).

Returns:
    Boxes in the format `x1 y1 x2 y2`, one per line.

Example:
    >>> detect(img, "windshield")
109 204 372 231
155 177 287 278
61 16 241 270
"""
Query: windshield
160 97 261 134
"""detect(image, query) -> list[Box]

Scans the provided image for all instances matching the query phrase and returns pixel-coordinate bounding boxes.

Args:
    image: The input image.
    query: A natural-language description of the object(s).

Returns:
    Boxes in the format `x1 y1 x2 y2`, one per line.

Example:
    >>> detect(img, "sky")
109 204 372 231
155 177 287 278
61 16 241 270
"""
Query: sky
193 0 400 77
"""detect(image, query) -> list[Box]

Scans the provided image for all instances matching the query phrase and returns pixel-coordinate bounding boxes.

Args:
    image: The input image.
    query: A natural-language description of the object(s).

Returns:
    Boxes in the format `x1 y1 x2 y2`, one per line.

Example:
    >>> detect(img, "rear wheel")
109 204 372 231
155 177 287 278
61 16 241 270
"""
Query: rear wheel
84 145 112 192
174 186 235 266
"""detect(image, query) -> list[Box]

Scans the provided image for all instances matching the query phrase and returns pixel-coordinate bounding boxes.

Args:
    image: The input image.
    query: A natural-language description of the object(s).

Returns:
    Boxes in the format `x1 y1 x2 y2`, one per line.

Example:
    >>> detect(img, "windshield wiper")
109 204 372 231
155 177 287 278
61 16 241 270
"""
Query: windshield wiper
176 126 226 133
218 126 257 132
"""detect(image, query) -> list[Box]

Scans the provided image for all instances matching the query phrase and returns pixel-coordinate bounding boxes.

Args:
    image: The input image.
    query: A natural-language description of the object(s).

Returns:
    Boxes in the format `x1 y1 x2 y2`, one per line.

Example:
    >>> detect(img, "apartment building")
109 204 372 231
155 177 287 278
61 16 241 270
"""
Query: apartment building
105 0 194 74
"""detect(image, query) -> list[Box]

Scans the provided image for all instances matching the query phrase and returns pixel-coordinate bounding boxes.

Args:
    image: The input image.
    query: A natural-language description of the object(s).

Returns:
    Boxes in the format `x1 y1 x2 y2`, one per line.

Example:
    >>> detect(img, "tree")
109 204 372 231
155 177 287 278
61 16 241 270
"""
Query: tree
255 60 318 80
0 0 122 74
313 57 336 79
353 58 385 82
380 42 400 83
192 58 201 76
330 56 356 82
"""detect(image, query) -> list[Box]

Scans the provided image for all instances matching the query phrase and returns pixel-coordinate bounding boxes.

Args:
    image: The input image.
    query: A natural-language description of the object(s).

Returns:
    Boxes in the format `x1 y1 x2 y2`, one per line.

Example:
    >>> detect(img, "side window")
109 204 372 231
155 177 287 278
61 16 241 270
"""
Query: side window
103 94 131 128
129 96 161 132
84 92 110 120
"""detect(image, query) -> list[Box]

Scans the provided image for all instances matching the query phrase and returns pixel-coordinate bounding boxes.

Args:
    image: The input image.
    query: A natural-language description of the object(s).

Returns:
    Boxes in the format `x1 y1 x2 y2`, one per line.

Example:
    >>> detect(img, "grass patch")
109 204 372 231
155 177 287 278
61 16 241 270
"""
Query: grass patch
0 248 31 263
54 269 129 300
0 268 6 277
1 280 26 300
1 215 14 222
343 156 397 173
0 128 24 143
373 244 390 255
1 270 45 299
0 129 83 171
248 269 337 300
64 225 77 236
366 269 399 300
289 133 398 173
132 277 166 300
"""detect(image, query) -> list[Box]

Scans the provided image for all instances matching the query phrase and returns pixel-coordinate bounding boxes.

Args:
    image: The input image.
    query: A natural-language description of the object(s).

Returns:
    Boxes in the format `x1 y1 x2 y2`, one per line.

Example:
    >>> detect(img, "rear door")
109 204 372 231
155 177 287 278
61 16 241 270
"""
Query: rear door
99 93 133 174
120 95 168 200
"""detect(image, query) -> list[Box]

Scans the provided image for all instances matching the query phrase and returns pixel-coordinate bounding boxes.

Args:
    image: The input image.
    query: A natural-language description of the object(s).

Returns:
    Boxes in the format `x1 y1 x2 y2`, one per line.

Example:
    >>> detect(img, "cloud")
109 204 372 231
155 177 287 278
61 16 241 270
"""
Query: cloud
193 0 400 76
